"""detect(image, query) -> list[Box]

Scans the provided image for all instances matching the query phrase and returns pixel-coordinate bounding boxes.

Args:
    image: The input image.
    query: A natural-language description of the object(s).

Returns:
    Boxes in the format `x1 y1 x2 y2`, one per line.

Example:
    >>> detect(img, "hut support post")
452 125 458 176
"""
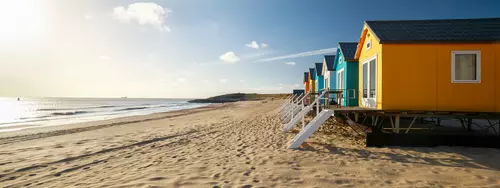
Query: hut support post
467 118 472 131
389 116 395 131
354 112 359 122
395 114 400 133
405 116 418 134
487 119 498 134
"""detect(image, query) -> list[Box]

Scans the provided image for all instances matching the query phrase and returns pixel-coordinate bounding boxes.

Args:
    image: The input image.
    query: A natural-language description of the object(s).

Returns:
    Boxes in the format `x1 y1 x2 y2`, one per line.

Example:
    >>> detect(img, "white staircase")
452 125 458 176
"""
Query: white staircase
277 95 295 112
283 104 313 132
288 109 335 149
282 104 303 124
279 94 301 117
283 90 326 132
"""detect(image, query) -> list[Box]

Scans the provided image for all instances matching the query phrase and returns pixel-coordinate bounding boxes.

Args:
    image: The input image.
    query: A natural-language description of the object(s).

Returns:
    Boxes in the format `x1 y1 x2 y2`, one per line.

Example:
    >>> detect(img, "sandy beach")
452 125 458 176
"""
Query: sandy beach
1 100 500 187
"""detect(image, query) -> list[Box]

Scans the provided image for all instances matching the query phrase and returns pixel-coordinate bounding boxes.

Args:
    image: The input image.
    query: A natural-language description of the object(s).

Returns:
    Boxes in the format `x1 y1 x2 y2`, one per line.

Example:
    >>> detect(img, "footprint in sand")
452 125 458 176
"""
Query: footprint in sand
149 177 168 181
475 175 486 179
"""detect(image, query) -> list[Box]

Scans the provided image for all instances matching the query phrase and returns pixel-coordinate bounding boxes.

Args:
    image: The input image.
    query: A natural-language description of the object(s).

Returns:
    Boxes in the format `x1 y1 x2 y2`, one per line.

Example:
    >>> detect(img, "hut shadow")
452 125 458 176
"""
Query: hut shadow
298 142 500 171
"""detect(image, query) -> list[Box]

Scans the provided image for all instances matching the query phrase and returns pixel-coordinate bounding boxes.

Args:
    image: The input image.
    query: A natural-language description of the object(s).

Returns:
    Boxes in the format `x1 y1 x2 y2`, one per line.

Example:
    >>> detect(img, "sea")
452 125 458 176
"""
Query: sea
0 97 209 133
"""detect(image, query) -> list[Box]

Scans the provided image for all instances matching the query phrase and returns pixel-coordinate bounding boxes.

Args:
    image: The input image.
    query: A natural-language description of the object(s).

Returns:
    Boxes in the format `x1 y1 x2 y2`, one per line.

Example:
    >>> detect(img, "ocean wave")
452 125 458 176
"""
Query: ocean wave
19 115 51 120
51 111 90 116
38 105 117 111
114 107 149 111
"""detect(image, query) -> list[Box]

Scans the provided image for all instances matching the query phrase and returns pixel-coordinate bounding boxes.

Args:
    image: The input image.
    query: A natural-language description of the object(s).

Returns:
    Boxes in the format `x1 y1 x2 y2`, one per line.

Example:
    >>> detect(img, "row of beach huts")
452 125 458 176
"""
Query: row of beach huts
282 17 500 149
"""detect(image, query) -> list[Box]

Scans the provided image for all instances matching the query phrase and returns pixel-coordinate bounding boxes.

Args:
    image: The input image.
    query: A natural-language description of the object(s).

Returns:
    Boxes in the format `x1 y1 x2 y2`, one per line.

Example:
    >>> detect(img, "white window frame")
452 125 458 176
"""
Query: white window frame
366 39 372 50
451 50 481 83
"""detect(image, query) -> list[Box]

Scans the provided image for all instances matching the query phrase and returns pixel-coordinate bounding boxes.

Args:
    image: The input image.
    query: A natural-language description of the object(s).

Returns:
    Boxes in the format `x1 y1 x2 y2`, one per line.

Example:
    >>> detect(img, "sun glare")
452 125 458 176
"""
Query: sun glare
0 0 45 44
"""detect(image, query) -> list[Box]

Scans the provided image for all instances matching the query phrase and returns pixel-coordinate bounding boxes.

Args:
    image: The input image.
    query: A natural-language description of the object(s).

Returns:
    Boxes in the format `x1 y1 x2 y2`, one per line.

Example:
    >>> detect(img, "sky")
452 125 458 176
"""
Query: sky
1 0 499 98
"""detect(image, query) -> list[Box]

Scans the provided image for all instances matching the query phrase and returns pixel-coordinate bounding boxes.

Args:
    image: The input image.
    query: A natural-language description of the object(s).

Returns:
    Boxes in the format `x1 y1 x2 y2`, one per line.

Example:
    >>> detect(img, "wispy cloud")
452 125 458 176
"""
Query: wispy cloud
112 2 171 32
258 47 336 62
99 55 112 60
219 79 228 83
261 43 268 48
284 62 296 66
219 52 240 63
84 14 93 20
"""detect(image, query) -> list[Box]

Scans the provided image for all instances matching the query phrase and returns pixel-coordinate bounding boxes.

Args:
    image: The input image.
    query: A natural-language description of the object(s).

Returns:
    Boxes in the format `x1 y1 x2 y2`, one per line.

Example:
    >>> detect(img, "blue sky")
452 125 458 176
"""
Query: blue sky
1 0 499 98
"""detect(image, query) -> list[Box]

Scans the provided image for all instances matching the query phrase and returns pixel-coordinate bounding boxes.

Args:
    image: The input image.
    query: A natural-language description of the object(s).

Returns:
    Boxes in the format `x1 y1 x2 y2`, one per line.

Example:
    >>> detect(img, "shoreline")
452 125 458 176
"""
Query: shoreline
0 103 226 142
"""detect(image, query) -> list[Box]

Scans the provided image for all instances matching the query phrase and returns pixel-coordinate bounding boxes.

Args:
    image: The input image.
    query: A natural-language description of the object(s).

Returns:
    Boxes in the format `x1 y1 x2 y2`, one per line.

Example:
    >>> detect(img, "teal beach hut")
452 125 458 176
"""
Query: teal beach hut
333 42 359 106
314 63 325 104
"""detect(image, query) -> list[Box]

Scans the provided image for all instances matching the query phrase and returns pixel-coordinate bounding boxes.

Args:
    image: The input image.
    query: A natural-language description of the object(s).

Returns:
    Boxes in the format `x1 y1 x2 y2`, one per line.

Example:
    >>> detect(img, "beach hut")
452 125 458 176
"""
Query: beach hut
304 72 310 104
354 17 500 112
315 63 325 104
309 68 316 93
322 55 336 102
304 72 310 92
332 42 359 106
293 89 305 96
309 68 316 101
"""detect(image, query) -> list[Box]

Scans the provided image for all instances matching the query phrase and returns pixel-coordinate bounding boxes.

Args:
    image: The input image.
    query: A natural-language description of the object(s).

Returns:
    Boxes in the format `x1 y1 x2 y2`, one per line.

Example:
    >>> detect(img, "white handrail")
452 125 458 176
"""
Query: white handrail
281 94 304 118
283 90 326 132
278 94 295 111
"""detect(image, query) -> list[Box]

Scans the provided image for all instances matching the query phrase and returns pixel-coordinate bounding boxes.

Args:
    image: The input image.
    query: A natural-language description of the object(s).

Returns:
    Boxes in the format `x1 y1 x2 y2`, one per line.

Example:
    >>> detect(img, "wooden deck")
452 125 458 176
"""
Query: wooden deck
327 106 500 119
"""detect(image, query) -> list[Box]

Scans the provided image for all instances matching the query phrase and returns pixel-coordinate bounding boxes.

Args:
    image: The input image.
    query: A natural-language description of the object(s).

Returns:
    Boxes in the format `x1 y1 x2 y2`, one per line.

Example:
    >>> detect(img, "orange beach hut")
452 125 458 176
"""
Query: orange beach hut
355 17 500 112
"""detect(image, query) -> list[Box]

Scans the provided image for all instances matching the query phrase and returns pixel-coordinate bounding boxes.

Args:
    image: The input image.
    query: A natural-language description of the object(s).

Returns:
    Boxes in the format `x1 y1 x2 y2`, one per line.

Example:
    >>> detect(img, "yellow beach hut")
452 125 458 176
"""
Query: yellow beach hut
354 17 500 112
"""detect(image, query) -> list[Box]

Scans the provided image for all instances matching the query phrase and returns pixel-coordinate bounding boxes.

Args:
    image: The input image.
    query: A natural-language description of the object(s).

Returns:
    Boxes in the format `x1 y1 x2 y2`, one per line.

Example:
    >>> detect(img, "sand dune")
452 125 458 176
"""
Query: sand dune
1 100 500 187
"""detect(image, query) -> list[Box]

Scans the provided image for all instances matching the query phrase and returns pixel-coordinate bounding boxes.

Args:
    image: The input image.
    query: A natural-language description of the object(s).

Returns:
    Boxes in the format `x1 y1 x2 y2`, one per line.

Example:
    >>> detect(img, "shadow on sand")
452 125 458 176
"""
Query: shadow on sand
298 142 500 171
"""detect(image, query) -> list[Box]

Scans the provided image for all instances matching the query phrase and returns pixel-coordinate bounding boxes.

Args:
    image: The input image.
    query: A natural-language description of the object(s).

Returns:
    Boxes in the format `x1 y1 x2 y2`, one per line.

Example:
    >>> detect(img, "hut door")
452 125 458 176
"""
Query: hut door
337 69 345 106
362 56 377 108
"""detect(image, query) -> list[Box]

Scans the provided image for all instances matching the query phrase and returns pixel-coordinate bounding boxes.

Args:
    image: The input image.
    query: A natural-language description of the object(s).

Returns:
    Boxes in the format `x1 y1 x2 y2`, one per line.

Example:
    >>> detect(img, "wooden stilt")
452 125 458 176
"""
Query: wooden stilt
436 118 441 126
395 114 400 133
460 118 467 130
389 116 395 131
354 112 359 122
405 116 418 134
467 118 472 131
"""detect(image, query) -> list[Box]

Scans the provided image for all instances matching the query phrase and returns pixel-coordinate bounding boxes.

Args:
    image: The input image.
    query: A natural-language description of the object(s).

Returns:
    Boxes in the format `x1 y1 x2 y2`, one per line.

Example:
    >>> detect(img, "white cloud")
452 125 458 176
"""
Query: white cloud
261 43 268 48
258 47 337 62
99 55 112 60
84 14 93 20
245 41 260 49
112 2 171 32
284 62 296 66
219 52 240 63
219 79 228 83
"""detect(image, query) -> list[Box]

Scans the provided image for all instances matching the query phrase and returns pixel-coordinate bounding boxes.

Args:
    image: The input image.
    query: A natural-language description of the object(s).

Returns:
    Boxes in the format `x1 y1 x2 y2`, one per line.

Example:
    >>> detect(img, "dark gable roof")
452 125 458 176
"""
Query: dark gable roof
314 63 323 76
309 68 316 80
338 42 358 61
324 55 336 71
303 72 308 83
366 17 500 44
